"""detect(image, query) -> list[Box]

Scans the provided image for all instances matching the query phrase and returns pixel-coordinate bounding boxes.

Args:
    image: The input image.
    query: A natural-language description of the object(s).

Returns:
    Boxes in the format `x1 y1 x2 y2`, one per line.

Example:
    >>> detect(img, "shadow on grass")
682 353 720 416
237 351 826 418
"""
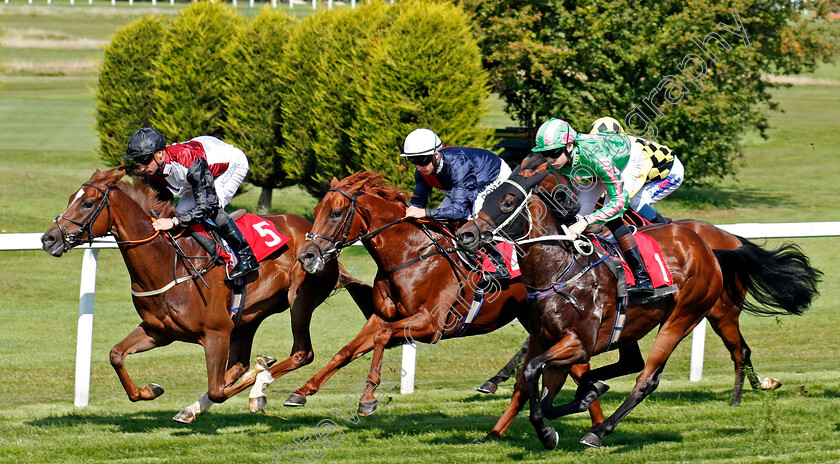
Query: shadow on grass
668 185 793 210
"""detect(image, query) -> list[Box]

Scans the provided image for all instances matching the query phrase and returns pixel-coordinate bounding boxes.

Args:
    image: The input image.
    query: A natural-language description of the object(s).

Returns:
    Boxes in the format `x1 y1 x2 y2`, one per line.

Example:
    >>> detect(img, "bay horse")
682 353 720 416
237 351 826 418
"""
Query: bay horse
278 170 604 429
41 168 376 423
455 167 820 448
479 218 791 406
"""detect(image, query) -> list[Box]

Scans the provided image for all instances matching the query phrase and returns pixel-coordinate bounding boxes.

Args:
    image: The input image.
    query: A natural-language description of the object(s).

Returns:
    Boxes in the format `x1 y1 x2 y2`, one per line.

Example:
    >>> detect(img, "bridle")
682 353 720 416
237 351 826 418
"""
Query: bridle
53 182 115 251
53 181 166 253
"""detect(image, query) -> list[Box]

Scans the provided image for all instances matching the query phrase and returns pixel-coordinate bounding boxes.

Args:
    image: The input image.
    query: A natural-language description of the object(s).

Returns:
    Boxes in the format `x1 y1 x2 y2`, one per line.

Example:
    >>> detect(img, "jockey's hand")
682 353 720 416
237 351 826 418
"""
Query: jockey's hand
404 206 427 219
568 219 589 237
153 217 176 231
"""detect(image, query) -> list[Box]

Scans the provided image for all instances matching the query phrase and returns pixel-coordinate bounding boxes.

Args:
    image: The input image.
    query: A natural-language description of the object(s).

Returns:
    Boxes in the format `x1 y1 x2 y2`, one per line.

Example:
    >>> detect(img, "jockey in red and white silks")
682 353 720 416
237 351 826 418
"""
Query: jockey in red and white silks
156 136 250 217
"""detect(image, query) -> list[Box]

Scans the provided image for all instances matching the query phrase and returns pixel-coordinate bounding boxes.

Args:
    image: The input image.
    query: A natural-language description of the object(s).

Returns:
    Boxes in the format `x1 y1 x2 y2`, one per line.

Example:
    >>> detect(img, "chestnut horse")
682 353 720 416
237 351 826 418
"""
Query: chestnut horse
455 168 820 448
41 168 376 423
281 171 604 428
479 218 790 406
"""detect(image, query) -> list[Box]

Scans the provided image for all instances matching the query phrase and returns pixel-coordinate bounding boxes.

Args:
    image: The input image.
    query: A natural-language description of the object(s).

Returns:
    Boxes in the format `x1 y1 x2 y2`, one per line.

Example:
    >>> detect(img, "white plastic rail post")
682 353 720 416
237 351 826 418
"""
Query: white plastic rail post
401 342 416 394
74 248 100 407
689 318 707 382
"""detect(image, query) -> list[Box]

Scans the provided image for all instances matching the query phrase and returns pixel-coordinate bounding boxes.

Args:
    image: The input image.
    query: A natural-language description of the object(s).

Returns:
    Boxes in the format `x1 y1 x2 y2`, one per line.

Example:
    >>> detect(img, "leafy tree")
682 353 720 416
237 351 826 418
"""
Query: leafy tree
459 0 839 182
349 0 495 191
94 15 166 166
152 0 242 143
222 7 295 212
279 0 392 195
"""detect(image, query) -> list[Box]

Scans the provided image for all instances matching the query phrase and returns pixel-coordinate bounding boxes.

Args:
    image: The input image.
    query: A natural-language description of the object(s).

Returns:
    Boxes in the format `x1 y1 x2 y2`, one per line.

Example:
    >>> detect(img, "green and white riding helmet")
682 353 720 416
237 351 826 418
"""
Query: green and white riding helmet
532 118 578 153
588 116 625 135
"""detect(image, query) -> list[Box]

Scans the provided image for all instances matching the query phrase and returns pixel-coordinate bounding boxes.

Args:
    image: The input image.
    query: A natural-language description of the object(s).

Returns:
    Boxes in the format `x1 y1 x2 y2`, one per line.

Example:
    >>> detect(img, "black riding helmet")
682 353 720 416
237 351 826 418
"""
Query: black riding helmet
124 128 166 164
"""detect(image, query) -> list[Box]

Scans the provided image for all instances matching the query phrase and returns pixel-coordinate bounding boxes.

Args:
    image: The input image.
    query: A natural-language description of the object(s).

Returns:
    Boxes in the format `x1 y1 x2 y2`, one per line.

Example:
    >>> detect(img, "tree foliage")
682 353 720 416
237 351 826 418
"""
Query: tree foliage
152 1 242 144
222 7 295 212
94 15 166 166
279 1 393 194
349 0 495 191
459 0 839 182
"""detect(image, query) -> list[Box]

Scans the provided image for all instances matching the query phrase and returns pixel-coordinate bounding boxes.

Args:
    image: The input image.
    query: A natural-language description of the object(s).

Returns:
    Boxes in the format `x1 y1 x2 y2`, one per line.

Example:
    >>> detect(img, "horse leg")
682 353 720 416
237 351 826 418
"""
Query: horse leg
109 324 172 402
174 323 259 423
356 314 441 416
581 317 704 448
540 343 643 423
478 336 529 394
540 363 607 427
706 306 754 406
249 284 326 413
525 334 589 450
484 340 543 441
284 315 383 407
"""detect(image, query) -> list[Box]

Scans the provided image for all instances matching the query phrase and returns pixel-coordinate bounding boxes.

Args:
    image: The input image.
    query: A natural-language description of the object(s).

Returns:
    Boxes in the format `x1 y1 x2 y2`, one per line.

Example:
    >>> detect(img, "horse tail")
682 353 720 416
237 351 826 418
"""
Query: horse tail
335 265 376 320
713 238 822 317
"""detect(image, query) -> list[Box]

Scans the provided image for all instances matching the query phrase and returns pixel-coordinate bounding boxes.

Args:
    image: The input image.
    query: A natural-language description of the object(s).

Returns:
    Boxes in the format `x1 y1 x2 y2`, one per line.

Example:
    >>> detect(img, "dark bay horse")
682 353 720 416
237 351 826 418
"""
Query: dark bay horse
455 168 820 448
285 170 604 428
41 168 375 423
480 218 793 406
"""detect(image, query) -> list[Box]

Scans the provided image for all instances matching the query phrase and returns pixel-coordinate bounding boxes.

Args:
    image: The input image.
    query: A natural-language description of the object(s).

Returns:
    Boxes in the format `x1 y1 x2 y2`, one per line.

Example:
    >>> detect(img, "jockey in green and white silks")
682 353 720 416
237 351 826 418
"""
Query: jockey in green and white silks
588 116 683 224
533 118 660 300
534 118 644 227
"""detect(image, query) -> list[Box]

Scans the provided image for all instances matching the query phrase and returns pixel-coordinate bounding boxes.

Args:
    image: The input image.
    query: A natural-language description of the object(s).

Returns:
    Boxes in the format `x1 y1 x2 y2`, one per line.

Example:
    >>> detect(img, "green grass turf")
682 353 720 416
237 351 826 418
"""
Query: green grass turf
1 5 839 463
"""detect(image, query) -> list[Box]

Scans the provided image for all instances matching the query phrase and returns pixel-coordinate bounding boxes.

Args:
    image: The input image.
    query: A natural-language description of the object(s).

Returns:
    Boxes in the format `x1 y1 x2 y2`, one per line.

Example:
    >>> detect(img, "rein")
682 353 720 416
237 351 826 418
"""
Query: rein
57 180 214 297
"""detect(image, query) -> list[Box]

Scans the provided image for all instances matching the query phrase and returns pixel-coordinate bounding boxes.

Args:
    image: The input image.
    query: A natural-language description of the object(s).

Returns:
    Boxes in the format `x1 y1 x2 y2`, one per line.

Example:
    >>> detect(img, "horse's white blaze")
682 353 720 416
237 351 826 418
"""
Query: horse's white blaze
249 370 274 398
63 188 86 214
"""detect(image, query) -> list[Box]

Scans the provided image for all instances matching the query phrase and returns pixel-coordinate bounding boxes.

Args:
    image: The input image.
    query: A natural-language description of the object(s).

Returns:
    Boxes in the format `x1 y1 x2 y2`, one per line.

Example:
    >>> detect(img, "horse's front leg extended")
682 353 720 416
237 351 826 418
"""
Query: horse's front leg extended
109 324 172 402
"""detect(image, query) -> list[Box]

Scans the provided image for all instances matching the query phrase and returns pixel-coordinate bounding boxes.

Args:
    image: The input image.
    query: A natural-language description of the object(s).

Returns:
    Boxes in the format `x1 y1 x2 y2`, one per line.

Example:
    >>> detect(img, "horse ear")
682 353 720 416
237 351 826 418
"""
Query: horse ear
510 164 522 178
523 169 551 190
330 177 339 189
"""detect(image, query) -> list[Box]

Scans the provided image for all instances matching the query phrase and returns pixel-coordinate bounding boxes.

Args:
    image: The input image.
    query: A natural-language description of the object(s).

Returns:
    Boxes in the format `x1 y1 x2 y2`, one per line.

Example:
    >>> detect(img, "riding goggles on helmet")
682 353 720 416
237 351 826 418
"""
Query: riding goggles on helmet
407 154 434 166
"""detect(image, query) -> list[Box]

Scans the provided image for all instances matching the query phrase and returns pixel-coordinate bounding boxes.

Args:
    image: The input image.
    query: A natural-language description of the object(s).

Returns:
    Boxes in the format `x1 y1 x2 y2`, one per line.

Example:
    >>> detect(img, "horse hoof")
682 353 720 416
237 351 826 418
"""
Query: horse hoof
580 432 602 448
172 409 195 424
592 381 610 397
357 400 378 416
760 377 782 390
540 428 559 450
283 393 307 407
148 383 165 398
477 380 498 394
472 437 487 445
250 395 267 413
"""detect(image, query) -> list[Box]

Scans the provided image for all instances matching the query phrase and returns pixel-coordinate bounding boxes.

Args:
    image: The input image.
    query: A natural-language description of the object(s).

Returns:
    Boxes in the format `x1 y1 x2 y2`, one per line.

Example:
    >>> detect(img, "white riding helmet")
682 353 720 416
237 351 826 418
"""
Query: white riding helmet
400 128 442 159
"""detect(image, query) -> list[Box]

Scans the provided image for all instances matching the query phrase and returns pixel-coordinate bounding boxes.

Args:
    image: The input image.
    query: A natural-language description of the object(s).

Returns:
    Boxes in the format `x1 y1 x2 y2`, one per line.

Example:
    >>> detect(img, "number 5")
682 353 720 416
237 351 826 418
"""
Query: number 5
253 221 282 247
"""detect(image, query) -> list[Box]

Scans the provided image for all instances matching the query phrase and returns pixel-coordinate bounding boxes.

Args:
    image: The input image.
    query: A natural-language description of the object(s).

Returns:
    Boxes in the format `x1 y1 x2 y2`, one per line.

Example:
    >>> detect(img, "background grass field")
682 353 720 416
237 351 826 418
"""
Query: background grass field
1 4 839 463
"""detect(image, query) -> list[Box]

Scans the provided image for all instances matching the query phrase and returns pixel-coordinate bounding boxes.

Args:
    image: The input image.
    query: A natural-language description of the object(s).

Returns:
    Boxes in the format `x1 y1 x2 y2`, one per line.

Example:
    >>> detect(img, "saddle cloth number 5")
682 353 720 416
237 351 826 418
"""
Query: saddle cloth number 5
253 220 283 247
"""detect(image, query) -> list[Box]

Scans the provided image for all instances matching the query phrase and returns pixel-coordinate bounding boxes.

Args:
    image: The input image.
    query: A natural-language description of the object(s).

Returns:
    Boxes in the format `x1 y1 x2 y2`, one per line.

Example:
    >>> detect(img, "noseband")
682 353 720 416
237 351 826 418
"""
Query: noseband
54 182 114 251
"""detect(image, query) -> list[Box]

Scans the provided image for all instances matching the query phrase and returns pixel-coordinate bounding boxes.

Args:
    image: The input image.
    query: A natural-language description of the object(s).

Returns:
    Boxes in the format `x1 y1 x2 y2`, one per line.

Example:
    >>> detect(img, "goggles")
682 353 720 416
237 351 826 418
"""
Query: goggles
407 154 434 166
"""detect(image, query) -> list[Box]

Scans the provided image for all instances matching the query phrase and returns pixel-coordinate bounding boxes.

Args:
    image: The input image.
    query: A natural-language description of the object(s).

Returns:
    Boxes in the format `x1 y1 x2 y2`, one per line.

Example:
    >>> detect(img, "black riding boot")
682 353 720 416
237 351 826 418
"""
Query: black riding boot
617 234 654 295
650 211 672 224
219 220 260 279
482 245 511 281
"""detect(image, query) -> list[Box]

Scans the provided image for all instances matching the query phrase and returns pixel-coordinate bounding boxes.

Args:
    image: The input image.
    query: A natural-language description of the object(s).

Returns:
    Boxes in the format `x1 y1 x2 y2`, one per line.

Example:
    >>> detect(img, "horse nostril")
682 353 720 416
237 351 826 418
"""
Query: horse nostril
460 232 475 245
300 251 315 263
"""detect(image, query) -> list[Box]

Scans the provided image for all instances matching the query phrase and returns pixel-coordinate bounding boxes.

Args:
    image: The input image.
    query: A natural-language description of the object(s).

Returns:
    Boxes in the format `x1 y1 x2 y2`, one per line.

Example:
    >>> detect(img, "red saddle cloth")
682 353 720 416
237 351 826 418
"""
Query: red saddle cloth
478 242 522 278
190 213 290 263
621 232 673 288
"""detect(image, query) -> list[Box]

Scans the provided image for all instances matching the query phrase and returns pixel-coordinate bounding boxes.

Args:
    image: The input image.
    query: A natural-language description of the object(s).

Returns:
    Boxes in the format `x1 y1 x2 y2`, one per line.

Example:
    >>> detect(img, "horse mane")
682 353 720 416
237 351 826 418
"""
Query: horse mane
117 177 176 218
336 171 407 205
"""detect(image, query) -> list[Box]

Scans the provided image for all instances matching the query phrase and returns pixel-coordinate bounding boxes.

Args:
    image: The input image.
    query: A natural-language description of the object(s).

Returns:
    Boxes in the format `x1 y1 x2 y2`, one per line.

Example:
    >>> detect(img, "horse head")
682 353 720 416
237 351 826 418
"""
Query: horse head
455 167 552 254
42 168 127 256
298 171 406 274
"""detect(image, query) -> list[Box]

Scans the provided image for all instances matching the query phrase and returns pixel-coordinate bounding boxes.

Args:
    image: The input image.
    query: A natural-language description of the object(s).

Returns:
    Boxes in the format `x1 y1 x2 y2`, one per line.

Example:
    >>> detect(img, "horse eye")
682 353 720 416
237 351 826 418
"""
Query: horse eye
82 201 94 209
500 199 516 214
329 210 342 219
